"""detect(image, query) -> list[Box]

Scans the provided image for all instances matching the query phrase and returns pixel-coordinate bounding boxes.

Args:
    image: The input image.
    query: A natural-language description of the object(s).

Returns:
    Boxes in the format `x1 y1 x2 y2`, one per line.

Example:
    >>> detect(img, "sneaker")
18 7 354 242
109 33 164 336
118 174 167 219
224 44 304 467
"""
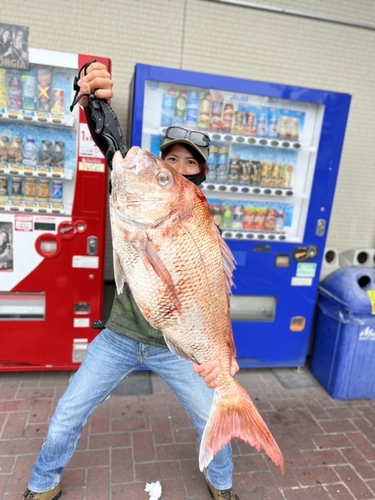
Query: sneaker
207 479 240 500
23 482 62 500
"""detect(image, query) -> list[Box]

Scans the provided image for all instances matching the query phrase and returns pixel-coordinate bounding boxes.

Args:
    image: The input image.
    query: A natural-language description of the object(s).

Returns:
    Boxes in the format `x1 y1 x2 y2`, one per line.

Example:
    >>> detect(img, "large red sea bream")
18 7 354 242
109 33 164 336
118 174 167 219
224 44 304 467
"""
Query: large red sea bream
110 146 284 473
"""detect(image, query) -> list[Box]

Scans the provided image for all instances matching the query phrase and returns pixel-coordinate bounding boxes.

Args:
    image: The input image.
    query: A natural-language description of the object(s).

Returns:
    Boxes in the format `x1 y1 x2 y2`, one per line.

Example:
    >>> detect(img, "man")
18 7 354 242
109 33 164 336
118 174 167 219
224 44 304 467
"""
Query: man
23 63 240 500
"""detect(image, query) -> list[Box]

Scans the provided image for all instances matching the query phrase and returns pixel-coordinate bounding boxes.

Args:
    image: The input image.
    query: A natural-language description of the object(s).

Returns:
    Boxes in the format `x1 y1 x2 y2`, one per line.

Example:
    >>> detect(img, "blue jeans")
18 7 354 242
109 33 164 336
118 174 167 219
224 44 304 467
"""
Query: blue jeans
29 328 233 492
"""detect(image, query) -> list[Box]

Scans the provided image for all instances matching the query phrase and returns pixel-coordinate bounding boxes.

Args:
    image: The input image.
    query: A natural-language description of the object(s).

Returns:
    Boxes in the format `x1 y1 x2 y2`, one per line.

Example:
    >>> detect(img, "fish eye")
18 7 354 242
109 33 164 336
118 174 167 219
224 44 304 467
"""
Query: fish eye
157 172 170 185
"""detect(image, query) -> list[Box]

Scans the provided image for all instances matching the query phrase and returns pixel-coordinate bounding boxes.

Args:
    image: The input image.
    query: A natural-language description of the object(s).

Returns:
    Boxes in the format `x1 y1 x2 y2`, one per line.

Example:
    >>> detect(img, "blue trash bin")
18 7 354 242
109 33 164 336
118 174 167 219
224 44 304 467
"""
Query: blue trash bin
310 265 375 400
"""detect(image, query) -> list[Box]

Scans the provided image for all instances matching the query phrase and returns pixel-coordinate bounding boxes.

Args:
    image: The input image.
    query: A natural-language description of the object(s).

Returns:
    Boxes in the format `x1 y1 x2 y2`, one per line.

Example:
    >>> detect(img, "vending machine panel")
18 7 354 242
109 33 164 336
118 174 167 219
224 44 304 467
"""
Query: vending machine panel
0 49 110 371
129 63 351 368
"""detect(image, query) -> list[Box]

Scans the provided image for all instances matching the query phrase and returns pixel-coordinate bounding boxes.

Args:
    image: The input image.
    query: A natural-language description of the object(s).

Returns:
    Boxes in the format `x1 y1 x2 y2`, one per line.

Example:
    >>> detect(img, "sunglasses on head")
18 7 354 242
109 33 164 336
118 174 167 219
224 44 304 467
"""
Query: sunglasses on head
165 127 210 148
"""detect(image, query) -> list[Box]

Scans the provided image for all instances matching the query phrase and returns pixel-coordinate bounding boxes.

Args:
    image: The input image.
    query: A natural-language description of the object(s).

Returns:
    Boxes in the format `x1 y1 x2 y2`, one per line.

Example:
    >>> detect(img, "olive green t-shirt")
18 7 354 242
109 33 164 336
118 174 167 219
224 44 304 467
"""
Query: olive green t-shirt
105 282 168 348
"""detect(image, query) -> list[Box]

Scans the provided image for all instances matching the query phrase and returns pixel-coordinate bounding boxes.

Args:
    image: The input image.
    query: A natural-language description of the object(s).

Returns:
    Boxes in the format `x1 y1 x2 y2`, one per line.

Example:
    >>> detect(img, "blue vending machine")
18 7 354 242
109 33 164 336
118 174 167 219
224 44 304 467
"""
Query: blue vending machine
129 63 351 368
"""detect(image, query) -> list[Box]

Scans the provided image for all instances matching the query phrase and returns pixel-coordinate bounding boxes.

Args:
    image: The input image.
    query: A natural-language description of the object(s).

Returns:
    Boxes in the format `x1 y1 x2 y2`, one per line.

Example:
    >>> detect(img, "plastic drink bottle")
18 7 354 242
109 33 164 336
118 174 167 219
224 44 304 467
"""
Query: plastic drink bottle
8 74 22 110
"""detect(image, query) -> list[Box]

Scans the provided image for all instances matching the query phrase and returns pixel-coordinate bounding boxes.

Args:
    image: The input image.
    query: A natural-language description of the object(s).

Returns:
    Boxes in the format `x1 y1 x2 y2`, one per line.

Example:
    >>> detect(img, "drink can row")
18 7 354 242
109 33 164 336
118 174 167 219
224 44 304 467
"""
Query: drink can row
0 176 63 201
206 154 293 188
210 203 285 232
1 67 66 113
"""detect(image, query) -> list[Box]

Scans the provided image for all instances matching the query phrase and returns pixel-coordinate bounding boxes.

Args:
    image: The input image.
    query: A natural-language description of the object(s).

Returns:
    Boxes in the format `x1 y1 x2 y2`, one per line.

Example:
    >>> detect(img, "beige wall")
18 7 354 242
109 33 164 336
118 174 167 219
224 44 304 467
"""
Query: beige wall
2 0 375 279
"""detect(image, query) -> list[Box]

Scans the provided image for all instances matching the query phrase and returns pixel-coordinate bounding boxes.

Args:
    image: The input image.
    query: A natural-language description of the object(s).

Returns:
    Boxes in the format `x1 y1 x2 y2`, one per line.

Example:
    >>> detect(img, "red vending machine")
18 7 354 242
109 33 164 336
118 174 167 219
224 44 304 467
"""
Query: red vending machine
0 48 110 372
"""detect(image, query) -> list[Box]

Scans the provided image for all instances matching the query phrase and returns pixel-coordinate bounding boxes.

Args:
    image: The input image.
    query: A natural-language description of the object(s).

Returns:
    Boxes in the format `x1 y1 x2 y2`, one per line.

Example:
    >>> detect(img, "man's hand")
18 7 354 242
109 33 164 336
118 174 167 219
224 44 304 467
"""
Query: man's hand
78 62 113 107
193 358 239 389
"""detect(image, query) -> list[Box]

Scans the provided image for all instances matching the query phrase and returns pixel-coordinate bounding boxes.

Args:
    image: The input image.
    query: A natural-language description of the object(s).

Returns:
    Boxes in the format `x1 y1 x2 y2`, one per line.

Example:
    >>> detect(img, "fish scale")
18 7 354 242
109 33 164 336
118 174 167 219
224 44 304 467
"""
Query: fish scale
110 146 284 473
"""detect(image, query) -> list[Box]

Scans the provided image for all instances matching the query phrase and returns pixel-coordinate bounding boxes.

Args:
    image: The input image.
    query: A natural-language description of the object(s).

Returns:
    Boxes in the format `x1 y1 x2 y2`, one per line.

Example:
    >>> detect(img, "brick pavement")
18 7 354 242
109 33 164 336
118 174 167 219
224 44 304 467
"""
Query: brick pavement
1 368 375 500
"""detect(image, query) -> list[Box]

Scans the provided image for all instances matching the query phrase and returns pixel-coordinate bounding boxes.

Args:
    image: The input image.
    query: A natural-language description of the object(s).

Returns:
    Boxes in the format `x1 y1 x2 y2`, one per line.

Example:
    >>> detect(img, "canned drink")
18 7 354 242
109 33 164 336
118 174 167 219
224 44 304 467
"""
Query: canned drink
232 206 244 230
289 117 300 141
206 145 219 182
243 207 255 230
23 136 38 166
275 211 285 231
51 141 65 167
268 111 278 138
211 96 224 117
278 115 289 140
250 161 260 186
264 208 277 231
227 159 241 184
245 112 257 136
260 162 272 186
239 161 251 185
210 97 223 131
185 90 200 129
198 92 212 131
38 139 52 166
38 179 50 200
254 208 266 230
221 205 234 229
283 165 293 188
11 177 23 198
0 136 9 163
271 163 282 187
232 111 245 135
37 69 52 112
216 147 229 183
160 87 176 127
0 176 8 197
257 113 268 137
173 90 187 126
210 115 222 132
51 89 65 114
24 177 37 198
221 103 234 133
22 71 37 111
50 180 63 201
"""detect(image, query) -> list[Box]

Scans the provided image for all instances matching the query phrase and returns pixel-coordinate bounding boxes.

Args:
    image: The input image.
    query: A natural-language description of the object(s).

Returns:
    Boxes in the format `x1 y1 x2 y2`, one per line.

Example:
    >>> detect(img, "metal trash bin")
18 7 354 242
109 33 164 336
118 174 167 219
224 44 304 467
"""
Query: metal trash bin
310 265 375 399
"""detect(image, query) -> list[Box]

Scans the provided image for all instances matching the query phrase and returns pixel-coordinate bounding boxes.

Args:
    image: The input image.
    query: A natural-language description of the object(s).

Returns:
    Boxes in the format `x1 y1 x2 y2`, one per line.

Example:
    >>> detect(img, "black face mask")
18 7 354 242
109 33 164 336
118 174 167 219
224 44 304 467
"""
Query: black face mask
183 172 206 186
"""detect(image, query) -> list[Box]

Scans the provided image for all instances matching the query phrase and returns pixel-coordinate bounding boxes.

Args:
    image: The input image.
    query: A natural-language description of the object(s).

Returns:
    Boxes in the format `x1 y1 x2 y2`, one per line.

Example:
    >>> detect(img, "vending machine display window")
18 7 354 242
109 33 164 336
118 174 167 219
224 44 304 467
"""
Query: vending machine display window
0 61 78 217
140 80 324 244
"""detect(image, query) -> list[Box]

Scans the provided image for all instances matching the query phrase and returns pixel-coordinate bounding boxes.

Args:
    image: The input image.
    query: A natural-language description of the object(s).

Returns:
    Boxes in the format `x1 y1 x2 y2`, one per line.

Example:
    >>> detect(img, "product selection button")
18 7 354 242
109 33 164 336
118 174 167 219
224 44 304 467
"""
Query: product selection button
275 254 290 268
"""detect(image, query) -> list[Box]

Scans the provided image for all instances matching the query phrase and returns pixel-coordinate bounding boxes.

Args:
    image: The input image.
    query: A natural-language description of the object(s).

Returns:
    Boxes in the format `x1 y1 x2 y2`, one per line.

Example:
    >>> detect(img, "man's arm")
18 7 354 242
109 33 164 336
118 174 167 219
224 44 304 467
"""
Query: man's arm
70 62 127 168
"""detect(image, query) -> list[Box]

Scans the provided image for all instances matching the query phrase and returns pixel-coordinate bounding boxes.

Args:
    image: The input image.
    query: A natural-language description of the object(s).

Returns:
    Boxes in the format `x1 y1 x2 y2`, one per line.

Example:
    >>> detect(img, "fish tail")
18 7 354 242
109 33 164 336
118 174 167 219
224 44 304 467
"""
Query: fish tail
199 378 284 473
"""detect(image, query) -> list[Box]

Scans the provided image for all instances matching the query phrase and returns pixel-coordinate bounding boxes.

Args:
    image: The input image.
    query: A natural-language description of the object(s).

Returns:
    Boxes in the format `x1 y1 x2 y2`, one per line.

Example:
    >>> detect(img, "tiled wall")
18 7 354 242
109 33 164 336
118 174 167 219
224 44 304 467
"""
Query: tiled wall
2 0 375 279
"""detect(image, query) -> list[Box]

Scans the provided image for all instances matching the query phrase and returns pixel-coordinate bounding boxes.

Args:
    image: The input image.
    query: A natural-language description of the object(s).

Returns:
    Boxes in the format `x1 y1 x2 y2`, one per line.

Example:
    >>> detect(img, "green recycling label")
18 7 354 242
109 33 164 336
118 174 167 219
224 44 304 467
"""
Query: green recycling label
296 263 317 278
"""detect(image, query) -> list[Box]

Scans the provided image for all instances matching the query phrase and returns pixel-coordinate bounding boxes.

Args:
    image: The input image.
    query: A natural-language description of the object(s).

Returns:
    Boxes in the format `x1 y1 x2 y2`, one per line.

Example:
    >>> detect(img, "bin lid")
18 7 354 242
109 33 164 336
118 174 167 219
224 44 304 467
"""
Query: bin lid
319 265 375 313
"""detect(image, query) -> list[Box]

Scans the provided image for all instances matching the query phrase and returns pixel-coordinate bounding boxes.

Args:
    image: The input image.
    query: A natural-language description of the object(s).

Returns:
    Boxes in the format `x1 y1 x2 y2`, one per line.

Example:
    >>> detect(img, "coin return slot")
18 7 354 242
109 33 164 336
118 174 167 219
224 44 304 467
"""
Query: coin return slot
230 295 276 322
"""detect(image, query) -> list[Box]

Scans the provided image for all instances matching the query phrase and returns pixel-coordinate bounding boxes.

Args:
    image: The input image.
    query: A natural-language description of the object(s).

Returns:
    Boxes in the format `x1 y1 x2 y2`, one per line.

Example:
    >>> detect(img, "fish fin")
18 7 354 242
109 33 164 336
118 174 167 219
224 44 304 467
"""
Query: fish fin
136 235 182 314
199 378 284 474
113 251 126 295
163 336 198 363
217 231 236 295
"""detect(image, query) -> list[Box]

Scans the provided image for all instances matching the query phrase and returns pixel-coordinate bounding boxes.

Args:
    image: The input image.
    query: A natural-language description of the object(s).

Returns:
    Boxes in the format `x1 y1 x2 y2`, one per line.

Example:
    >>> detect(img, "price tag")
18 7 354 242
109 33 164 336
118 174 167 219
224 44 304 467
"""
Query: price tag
79 123 104 159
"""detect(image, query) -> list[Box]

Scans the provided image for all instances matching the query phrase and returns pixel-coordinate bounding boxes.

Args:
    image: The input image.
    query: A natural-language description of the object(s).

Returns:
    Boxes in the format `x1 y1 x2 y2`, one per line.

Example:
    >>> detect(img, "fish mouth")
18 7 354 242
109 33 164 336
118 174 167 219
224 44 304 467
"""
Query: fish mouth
110 146 174 228
111 148 137 181
111 147 163 192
